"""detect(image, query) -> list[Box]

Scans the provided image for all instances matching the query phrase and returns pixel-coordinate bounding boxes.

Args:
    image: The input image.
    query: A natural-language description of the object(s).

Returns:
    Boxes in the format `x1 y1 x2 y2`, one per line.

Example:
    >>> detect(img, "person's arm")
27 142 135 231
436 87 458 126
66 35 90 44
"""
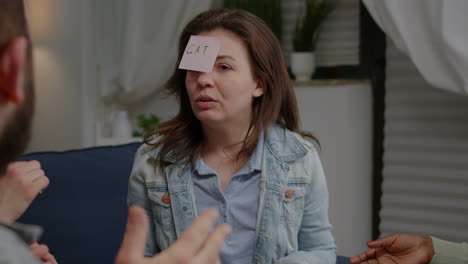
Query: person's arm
277 145 336 264
0 161 49 223
431 237 468 264
351 234 468 264
115 206 231 264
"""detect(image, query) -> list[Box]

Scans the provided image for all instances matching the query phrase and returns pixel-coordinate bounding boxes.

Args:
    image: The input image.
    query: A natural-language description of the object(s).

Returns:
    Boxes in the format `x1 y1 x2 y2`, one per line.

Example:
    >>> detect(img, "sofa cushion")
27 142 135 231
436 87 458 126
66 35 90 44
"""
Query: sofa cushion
17 143 141 264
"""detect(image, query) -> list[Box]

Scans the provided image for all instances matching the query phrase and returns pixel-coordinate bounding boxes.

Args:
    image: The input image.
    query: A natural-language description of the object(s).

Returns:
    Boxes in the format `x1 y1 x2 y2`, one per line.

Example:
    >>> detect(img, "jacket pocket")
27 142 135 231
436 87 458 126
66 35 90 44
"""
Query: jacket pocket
147 185 174 228
282 186 306 225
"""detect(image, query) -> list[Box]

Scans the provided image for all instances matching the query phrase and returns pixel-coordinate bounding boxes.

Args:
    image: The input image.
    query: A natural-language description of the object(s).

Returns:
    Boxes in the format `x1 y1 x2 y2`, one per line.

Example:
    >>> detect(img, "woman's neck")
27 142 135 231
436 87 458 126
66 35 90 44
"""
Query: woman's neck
201 122 251 158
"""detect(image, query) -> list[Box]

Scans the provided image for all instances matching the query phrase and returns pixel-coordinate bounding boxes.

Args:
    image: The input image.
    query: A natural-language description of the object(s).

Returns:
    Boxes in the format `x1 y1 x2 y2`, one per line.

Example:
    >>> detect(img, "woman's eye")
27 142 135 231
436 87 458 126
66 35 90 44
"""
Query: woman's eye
218 64 231 71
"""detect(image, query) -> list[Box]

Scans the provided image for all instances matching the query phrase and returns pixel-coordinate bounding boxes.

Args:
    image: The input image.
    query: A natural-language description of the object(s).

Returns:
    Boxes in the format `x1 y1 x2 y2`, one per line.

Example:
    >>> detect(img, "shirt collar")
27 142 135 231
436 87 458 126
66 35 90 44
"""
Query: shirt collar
193 131 264 176
193 154 216 176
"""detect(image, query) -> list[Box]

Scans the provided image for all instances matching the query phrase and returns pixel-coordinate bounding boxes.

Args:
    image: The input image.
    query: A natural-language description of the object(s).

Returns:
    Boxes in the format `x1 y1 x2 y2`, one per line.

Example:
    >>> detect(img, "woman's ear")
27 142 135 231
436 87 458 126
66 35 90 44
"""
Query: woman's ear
253 79 265 98
0 37 27 104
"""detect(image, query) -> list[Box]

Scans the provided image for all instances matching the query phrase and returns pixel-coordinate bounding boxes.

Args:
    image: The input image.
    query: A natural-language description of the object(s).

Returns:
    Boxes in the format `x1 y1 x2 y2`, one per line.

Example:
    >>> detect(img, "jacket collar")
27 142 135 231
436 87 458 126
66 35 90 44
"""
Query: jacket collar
147 144 184 164
264 124 308 162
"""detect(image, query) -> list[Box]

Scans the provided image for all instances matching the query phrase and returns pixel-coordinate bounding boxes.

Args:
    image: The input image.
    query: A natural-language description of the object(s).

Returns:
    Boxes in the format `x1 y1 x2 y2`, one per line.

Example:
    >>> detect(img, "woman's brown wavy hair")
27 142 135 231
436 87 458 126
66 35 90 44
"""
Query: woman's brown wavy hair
145 8 316 169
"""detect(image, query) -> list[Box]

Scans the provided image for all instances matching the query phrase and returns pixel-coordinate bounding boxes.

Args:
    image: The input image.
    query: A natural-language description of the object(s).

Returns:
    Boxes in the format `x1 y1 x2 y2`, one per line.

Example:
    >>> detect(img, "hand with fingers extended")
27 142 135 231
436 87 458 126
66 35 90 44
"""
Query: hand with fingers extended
30 242 58 264
115 206 231 264
0 160 50 223
350 233 434 264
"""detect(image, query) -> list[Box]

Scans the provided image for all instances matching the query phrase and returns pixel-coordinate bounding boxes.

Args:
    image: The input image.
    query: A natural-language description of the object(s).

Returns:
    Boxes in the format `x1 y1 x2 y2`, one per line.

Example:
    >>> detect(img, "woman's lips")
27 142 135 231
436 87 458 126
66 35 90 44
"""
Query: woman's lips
195 96 217 109
196 100 217 109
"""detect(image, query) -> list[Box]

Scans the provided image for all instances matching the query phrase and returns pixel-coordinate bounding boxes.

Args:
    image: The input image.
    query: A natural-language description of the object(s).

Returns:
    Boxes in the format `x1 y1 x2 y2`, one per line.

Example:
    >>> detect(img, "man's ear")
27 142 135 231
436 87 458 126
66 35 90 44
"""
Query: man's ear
0 37 28 105
253 79 265 98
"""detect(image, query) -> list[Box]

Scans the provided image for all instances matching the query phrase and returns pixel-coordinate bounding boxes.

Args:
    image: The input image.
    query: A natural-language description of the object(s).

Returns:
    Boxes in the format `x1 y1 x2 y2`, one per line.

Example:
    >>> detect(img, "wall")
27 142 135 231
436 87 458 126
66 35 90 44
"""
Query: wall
27 0 84 152
295 83 373 256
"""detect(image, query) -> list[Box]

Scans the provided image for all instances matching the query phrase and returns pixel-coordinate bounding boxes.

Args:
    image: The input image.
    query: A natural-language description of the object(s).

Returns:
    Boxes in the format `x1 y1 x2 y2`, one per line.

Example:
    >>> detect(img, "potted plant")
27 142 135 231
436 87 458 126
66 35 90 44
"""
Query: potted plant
223 0 282 41
133 113 161 137
291 0 335 81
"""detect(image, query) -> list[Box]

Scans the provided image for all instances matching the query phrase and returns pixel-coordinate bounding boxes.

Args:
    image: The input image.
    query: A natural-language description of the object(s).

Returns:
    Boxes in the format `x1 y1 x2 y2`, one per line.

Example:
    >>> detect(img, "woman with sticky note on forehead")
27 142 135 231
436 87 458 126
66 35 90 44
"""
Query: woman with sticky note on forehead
127 8 336 264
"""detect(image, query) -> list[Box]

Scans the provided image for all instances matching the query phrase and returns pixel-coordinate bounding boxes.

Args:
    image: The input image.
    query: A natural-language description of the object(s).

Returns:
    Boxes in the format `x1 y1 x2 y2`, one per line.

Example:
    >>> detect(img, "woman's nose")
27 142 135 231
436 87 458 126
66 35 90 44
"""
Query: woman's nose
193 71 214 87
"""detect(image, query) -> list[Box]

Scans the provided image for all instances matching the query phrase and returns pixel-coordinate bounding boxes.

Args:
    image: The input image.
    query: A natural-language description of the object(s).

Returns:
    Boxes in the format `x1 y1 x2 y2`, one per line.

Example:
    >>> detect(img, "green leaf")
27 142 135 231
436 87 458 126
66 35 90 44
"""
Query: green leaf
223 0 282 41
136 113 161 135
293 0 335 52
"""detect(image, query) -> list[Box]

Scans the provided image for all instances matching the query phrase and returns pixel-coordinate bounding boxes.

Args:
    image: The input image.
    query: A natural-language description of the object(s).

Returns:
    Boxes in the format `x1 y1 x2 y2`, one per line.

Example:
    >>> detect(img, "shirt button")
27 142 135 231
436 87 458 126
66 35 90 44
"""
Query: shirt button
182 206 189 211
285 189 294 199
162 193 171 204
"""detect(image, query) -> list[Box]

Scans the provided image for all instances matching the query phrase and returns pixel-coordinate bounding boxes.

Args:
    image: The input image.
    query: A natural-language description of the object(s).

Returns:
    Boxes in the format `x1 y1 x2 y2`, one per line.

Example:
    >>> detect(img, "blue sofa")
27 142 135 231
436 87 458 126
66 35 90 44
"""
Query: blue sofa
18 143 349 264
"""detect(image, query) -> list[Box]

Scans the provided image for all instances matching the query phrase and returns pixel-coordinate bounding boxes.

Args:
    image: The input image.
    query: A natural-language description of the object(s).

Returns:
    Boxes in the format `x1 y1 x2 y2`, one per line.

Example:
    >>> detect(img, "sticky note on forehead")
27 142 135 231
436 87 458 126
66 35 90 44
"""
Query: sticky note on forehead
178 35 221 72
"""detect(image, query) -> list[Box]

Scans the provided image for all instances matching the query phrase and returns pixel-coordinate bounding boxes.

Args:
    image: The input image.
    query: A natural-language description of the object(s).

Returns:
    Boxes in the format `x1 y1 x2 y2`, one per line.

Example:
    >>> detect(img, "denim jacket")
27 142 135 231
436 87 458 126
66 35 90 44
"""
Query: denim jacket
127 124 336 264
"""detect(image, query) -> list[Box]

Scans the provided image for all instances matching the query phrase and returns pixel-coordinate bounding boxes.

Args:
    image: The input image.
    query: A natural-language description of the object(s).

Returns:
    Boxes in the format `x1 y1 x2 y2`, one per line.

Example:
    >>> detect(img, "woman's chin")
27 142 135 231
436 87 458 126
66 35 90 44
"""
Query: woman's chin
195 113 224 126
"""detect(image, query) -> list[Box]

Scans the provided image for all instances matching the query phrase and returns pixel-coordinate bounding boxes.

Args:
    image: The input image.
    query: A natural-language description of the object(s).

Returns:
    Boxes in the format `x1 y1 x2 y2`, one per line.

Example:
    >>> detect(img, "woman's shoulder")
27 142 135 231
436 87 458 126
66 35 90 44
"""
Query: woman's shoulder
134 136 185 167
135 141 159 159
265 124 318 161
293 132 318 152
267 124 317 147
130 141 167 181
135 134 169 157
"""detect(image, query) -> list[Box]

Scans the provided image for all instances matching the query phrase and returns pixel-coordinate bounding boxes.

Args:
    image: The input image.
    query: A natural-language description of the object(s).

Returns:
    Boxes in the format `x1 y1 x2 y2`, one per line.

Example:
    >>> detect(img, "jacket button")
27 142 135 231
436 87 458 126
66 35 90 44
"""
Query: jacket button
285 189 294 199
162 193 171 204
178 171 183 177
182 206 189 211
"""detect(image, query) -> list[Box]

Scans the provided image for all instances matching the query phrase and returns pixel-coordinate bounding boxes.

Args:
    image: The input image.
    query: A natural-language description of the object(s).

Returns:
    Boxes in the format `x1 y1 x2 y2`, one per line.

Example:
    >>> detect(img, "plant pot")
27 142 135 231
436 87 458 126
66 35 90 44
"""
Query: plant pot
290 52 316 81
112 110 133 138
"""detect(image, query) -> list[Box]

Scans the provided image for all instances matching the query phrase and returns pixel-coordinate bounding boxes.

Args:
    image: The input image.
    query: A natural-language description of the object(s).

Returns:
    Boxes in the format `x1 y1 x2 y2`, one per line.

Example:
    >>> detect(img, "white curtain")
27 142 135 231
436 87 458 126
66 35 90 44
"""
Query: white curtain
362 0 468 95
95 0 212 106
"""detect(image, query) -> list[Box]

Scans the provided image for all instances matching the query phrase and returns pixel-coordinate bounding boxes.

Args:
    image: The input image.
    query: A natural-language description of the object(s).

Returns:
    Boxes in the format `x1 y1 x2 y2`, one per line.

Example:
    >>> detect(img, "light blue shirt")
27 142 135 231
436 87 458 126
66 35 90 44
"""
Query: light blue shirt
192 134 264 264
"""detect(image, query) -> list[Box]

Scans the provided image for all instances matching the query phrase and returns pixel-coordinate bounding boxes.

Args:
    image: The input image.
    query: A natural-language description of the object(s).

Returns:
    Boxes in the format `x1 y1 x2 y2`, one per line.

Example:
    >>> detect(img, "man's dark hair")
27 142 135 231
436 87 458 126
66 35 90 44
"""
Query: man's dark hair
0 1 29 48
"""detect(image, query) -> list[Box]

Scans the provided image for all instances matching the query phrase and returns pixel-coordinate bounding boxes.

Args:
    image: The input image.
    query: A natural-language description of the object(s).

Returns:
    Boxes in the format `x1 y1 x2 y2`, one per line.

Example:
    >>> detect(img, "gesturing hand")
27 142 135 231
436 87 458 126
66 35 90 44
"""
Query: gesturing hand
350 233 434 264
30 242 58 264
115 206 231 264
0 161 49 222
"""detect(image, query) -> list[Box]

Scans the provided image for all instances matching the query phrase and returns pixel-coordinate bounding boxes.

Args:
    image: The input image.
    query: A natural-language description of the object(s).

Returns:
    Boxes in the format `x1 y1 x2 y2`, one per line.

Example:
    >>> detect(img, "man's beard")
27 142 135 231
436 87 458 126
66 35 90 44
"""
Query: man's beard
0 69 34 175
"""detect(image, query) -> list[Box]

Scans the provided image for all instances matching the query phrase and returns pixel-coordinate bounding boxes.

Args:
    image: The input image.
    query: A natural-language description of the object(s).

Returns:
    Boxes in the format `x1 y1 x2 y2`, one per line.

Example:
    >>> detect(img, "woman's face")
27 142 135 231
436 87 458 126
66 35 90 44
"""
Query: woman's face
185 29 264 128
